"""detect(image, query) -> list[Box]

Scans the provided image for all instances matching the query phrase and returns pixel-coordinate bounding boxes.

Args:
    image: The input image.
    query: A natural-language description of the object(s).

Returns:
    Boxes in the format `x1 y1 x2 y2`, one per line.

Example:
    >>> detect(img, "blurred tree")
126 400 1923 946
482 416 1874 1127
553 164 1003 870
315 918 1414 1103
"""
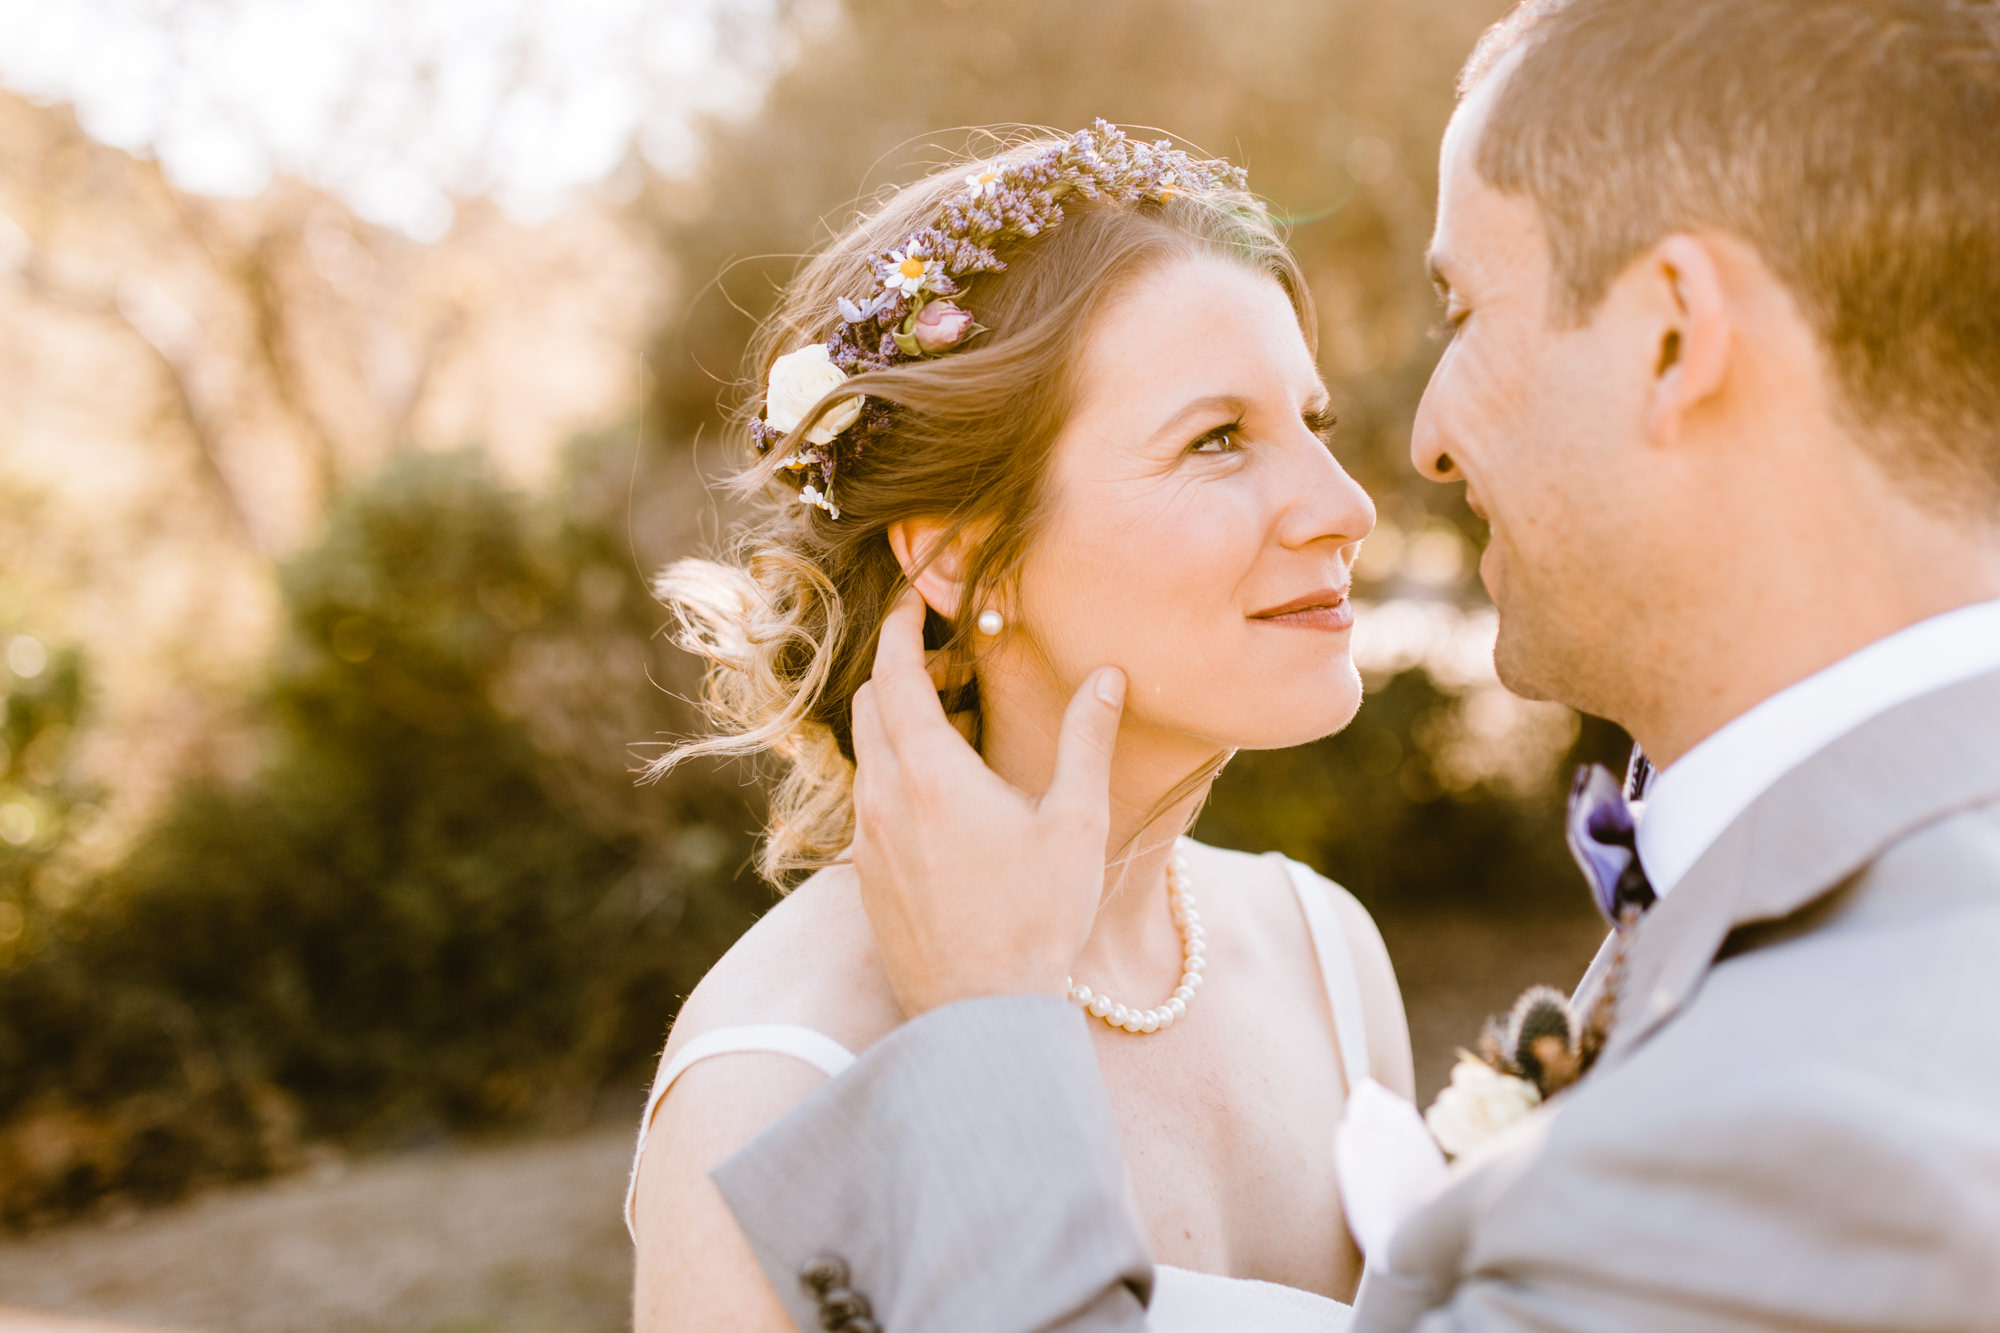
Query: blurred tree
0 86 670 912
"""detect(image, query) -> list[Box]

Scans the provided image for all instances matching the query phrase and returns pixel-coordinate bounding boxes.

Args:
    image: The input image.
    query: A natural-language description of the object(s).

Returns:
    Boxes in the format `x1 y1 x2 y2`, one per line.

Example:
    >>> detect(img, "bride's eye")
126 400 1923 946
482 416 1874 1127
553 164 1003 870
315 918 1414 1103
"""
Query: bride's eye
1303 405 1338 447
1189 421 1245 455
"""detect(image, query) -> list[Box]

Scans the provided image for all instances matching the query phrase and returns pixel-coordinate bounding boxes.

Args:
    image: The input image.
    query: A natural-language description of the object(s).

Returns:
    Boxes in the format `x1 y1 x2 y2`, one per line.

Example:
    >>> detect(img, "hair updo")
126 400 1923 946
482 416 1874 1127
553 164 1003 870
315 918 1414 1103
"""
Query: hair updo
651 127 1312 884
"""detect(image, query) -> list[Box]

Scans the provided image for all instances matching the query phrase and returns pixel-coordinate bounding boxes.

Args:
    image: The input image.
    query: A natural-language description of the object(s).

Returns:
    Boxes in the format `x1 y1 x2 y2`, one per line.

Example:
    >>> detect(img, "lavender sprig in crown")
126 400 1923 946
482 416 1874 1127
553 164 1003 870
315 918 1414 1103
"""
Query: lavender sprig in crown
751 120 1253 519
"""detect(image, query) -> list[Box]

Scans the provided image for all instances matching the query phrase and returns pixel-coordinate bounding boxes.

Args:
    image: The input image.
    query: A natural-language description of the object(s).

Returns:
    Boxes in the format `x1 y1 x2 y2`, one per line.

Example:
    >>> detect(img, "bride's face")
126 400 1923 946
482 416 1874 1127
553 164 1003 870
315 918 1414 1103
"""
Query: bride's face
1001 254 1375 754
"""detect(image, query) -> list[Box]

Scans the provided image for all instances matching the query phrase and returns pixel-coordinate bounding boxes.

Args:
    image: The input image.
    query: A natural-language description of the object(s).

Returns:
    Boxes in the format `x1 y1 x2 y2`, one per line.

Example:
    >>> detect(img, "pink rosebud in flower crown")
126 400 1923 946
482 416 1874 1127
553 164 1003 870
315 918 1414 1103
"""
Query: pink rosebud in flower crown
912 300 975 354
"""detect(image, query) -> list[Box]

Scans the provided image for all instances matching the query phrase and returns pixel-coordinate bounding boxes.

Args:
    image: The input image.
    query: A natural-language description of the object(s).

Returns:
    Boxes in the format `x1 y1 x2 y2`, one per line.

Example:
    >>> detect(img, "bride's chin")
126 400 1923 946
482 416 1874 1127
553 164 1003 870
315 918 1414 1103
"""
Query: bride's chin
1223 678 1365 751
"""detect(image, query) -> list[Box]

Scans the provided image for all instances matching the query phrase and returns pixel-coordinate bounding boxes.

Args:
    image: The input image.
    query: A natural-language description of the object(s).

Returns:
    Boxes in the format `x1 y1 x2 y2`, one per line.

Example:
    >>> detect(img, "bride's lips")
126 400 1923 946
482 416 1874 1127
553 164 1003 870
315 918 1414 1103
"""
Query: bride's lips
1248 586 1354 631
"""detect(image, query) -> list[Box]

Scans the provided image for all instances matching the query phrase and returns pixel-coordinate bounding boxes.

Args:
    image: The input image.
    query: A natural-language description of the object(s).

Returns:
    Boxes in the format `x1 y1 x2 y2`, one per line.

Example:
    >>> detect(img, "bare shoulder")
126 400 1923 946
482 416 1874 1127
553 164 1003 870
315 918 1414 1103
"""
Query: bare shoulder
630 862 905 1318
1182 840 1415 1099
663 862 905 1066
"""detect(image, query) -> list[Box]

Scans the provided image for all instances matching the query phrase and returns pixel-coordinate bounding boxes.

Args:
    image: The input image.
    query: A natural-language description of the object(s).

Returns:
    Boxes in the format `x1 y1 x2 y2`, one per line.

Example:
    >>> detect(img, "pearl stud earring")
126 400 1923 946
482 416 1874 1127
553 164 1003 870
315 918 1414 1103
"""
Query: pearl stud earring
976 609 1004 635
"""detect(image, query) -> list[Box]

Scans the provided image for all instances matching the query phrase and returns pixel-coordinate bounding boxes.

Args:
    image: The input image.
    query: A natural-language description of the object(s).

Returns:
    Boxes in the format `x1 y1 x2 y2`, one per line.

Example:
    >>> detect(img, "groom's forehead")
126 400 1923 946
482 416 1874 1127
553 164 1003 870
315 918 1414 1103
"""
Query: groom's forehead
1429 51 1521 266
1426 154 1502 292
1439 38 1525 174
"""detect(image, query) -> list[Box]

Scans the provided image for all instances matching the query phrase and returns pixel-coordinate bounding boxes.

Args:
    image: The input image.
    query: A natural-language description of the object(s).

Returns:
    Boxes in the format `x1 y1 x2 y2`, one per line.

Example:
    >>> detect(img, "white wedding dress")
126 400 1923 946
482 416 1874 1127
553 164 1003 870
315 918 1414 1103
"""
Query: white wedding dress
627 850 1362 1330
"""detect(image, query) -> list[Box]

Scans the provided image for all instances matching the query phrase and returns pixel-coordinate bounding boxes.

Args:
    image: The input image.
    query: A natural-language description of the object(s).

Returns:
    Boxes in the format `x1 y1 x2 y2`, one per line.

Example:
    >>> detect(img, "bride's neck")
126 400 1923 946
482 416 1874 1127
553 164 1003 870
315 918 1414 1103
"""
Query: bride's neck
979 685 1224 968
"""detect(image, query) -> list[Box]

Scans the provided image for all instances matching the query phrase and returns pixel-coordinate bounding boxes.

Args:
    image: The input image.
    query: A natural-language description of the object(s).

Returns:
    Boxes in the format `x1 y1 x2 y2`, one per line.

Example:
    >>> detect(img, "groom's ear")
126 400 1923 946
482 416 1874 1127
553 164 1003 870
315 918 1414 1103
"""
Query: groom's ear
887 517 982 623
1641 233 1732 451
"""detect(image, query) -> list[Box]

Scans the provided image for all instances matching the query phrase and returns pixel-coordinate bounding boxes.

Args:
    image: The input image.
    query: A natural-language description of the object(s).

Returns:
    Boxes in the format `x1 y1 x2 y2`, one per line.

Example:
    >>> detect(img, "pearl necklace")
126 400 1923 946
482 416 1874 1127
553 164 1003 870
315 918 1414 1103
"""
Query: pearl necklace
1065 843 1204 1035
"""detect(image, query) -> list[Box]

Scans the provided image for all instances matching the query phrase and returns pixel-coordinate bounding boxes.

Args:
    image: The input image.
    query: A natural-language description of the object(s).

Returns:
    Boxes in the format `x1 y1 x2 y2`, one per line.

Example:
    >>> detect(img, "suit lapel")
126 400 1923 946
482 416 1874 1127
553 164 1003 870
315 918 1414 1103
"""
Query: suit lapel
1567 928 1620 1019
1599 665 2000 1068
1358 667 2000 1333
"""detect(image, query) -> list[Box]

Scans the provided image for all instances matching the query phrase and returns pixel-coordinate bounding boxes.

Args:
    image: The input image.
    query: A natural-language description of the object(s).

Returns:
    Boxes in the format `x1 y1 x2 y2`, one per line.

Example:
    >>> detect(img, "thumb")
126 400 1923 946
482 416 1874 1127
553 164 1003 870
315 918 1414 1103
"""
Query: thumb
1045 667 1125 817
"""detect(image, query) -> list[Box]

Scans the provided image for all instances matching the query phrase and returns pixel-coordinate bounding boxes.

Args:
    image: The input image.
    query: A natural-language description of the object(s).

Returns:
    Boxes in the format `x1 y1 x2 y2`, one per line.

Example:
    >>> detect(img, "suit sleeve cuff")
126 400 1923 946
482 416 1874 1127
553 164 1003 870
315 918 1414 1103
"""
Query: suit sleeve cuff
713 994 1153 1333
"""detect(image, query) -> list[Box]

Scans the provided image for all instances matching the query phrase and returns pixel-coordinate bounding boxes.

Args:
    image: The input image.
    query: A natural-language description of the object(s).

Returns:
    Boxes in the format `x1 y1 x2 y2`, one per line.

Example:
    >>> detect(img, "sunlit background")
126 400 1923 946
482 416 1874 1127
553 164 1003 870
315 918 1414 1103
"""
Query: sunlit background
0 0 1624 1327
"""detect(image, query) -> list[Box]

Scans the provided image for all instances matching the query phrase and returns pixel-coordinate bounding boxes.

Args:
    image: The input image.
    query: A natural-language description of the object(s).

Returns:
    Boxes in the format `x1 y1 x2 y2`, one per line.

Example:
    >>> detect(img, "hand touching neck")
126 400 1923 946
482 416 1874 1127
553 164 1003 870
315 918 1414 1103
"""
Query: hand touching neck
978 668 1225 980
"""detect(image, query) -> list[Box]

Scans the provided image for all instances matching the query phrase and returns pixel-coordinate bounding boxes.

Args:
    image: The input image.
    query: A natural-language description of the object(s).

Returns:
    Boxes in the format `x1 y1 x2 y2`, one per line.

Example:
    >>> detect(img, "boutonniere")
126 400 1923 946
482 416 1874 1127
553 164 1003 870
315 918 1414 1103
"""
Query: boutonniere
1425 754 1662 1159
1424 905 1640 1158
1425 985 1579 1156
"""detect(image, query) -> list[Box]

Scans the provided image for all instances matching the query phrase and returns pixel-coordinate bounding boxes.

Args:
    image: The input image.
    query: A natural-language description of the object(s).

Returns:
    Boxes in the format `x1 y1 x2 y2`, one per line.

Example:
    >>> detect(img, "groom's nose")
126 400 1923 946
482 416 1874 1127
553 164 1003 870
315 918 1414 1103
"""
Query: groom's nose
1410 386 1463 485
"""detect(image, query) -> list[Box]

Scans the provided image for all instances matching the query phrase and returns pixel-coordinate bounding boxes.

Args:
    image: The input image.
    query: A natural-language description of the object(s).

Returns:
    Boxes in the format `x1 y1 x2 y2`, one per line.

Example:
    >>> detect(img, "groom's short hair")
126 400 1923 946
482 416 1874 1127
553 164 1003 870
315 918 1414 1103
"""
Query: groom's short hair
1463 0 2000 512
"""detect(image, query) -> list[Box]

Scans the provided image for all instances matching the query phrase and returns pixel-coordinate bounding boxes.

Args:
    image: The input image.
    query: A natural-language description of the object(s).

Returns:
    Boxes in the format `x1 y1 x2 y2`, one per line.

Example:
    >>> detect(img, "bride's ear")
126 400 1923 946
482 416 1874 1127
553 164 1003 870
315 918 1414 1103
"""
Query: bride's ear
887 517 982 623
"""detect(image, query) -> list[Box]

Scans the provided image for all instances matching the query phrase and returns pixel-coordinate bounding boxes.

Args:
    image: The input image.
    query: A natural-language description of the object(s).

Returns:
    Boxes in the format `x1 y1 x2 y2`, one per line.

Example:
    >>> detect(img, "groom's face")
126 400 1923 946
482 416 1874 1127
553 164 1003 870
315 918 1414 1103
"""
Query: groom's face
1410 72 1661 711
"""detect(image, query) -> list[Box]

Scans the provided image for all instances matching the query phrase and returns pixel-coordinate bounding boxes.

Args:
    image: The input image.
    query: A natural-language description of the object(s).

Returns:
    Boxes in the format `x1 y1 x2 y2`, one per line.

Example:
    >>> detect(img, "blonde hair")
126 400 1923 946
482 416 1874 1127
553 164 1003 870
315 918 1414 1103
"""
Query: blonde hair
650 129 1312 884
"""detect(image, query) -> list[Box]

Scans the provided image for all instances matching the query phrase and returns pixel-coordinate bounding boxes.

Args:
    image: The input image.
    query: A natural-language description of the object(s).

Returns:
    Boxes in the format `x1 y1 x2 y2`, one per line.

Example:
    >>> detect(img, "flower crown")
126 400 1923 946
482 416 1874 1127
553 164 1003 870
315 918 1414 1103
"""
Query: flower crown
752 120 1252 520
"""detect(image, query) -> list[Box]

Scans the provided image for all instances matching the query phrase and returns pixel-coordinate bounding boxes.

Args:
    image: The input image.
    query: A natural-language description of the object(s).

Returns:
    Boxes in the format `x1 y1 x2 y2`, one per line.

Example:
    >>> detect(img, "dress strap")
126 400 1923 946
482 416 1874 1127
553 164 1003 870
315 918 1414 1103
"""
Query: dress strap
624 1023 857 1239
1267 853 1371 1094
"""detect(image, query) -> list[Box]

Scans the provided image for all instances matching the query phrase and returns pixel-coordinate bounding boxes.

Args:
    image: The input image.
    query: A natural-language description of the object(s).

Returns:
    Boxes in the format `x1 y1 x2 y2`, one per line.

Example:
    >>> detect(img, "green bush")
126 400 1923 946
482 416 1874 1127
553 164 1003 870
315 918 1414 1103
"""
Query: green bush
1198 670 1628 914
0 447 768 1227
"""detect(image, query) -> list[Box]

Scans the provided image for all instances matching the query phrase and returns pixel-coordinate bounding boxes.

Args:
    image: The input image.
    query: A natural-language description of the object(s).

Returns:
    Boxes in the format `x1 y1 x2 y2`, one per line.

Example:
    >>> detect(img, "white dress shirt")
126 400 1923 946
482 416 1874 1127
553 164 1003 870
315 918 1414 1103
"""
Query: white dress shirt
1636 597 2000 898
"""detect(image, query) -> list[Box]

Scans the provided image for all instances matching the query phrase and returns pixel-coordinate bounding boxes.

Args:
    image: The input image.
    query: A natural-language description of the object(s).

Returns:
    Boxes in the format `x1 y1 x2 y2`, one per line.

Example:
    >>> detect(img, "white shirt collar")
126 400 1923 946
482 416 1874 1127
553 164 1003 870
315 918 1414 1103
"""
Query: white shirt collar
1635 598 2000 898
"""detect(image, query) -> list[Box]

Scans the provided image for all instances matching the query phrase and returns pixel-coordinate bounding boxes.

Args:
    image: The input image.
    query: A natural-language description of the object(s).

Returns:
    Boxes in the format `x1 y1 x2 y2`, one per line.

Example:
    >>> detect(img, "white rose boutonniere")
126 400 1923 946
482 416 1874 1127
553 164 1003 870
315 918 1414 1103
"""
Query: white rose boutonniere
765 344 862 445
1424 1055 1542 1159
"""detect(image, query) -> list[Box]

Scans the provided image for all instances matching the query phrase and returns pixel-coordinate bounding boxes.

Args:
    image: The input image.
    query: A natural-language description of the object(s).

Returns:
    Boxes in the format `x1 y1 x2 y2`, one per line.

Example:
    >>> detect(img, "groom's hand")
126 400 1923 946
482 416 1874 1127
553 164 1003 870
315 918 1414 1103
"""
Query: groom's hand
850 590 1126 1016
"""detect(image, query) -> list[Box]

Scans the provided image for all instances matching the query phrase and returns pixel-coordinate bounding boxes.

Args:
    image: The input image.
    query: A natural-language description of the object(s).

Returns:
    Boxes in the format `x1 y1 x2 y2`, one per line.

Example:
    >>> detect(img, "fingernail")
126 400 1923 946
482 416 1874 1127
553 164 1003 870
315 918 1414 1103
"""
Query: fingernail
1095 668 1126 707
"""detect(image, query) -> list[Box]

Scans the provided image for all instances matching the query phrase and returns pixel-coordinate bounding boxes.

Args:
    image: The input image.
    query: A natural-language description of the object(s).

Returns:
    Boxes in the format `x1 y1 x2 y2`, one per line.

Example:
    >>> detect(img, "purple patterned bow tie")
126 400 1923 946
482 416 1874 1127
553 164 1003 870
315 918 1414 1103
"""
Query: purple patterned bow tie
1567 750 1658 925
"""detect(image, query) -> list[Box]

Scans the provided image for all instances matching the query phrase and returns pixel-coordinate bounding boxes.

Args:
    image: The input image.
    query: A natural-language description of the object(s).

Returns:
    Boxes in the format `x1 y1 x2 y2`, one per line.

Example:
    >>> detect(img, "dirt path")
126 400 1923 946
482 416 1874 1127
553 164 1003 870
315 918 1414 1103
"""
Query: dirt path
0 1128 636 1333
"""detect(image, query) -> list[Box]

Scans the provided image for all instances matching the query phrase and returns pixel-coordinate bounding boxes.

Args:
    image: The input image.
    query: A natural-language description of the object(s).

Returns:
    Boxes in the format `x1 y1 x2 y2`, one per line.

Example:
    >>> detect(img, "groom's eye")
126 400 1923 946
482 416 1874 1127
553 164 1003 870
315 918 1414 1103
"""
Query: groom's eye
1428 306 1471 343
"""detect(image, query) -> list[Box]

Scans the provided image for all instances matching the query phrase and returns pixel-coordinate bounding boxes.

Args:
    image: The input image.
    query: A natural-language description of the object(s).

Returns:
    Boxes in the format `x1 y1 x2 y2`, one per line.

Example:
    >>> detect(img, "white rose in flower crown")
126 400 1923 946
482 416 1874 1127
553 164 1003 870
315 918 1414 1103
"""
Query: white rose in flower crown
1424 1055 1542 1158
765 344 862 445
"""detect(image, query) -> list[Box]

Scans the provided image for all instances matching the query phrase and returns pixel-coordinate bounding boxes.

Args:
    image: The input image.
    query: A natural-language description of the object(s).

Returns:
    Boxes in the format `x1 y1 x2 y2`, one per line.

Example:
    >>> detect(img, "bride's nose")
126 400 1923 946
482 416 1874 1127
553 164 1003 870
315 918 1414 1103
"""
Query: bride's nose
1277 447 1376 552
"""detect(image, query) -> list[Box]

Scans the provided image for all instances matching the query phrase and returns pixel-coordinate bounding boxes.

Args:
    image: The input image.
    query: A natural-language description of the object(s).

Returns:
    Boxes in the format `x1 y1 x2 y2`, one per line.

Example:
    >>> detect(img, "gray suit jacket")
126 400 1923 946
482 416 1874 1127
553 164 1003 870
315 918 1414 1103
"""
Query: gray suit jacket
719 667 2000 1332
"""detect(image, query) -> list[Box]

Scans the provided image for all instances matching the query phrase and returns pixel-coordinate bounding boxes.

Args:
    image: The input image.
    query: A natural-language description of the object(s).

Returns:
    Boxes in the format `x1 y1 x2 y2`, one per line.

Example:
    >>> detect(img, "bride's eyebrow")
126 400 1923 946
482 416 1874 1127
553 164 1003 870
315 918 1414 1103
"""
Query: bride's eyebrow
1147 393 1248 443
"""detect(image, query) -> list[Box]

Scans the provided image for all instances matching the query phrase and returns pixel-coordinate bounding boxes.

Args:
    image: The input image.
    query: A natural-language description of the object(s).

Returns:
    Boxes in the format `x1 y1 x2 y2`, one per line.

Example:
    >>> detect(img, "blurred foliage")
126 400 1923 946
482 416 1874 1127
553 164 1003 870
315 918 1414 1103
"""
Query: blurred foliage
1198 672 1631 913
0 635 93 970
0 446 767 1228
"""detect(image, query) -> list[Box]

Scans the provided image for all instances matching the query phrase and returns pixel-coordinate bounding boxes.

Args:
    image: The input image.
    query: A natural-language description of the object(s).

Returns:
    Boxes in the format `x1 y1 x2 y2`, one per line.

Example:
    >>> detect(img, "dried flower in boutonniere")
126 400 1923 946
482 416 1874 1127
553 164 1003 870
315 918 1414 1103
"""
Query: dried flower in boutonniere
1424 903 1642 1158
1425 986 1573 1156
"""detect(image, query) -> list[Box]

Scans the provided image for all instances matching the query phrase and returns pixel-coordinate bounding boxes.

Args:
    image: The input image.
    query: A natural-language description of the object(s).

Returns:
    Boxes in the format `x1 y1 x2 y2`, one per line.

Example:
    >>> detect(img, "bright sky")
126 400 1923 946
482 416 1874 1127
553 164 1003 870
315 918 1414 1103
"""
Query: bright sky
0 0 816 239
